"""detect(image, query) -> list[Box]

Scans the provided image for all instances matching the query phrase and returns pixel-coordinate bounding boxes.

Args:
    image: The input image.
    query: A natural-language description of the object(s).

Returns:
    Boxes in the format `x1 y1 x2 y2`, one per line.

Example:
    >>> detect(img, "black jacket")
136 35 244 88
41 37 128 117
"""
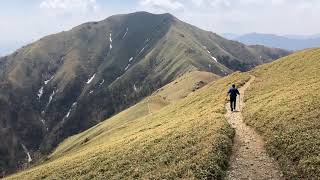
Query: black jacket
228 88 240 99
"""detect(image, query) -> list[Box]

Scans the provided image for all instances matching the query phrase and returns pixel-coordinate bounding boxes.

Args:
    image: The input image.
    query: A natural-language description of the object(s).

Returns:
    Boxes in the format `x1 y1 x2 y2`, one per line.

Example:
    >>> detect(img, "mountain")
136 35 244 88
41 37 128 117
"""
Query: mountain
6 48 319 179
226 33 320 51
284 34 320 39
0 12 290 175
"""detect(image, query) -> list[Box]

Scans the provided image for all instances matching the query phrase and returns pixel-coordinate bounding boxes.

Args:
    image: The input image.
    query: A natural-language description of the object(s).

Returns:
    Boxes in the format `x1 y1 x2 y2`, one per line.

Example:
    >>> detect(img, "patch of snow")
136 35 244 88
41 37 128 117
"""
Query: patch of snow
60 56 64 62
65 110 71 118
210 56 218 62
122 28 128 39
99 79 105 86
44 76 54 85
46 90 55 108
124 64 131 71
109 33 113 50
138 44 149 56
40 119 46 125
203 46 218 62
206 50 218 62
89 90 94 94
65 102 77 119
129 57 134 62
86 74 96 84
40 119 49 131
133 84 138 92
37 86 44 99
20 144 32 162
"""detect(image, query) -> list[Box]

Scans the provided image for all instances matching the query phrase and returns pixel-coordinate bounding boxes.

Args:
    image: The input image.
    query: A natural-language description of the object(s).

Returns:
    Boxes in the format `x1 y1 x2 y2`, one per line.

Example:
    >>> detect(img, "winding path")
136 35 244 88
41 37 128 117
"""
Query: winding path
225 76 283 180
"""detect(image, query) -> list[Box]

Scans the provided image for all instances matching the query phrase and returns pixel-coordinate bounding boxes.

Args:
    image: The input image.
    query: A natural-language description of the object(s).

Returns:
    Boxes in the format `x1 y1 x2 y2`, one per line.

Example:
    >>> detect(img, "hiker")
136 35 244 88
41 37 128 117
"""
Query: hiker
228 84 240 111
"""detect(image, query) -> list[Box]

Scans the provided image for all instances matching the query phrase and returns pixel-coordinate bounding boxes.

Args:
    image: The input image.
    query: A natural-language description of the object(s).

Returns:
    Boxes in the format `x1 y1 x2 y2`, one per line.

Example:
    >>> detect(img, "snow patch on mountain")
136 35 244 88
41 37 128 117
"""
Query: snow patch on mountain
64 102 77 120
122 28 128 39
46 90 55 108
124 57 135 71
38 86 44 99
86 74 96 84
99 79 105 86
40 119 49 131
138 44 149 56
20 144 32 163
109 33 113 50
203 46 218 62
133 84 138 92
44 76 54 85
124 64 131 71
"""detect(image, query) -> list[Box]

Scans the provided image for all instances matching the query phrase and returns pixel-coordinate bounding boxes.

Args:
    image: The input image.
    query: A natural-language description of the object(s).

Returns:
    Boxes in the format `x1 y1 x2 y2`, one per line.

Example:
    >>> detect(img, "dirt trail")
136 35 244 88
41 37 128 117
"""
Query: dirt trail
225 76 283 180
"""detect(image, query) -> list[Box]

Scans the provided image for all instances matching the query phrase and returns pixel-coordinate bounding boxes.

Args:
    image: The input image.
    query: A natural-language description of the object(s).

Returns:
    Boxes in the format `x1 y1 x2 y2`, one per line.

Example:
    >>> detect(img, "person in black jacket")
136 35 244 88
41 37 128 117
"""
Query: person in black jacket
228 84 240 111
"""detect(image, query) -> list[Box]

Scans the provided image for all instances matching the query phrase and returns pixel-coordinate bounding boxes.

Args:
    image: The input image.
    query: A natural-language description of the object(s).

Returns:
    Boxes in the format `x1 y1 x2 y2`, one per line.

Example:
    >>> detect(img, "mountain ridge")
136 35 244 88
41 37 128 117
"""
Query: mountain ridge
0 11 290 175
5 48 319 180
222 32 320 50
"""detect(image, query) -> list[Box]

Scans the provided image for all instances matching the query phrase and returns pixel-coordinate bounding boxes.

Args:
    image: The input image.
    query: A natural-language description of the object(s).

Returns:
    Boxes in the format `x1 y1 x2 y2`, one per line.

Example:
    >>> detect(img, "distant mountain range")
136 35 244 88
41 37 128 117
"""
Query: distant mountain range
222 33 320 51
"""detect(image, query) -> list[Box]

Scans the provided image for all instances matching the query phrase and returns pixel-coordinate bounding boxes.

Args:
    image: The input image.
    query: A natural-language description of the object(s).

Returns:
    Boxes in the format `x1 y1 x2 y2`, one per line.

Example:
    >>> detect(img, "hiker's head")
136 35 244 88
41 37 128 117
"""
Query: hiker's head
232 84 236 88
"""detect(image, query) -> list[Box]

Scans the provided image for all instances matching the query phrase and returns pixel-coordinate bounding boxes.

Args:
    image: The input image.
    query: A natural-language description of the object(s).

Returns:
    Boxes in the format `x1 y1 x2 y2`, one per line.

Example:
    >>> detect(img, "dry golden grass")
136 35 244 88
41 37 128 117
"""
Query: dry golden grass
6 72 250 180
152 71 220 102
243 48 320 179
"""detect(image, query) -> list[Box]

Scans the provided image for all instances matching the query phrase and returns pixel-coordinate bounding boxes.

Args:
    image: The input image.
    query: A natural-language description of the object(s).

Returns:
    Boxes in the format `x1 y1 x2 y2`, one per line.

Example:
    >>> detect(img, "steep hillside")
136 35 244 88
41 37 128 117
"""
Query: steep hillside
5 72 250 179
243 48 320 179
0 11 289 174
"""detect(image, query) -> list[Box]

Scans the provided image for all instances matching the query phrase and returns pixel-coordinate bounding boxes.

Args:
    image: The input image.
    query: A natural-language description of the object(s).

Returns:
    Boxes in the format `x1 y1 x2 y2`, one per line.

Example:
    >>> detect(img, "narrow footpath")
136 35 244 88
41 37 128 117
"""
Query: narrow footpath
225 76 283 180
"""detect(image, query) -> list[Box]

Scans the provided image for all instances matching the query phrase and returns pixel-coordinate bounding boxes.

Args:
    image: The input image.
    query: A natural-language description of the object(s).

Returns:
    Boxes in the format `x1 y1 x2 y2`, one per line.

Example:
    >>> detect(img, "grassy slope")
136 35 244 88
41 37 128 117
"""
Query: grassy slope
152 71 219 102
51 71 219 159
243 48 320 179
6 72 250 179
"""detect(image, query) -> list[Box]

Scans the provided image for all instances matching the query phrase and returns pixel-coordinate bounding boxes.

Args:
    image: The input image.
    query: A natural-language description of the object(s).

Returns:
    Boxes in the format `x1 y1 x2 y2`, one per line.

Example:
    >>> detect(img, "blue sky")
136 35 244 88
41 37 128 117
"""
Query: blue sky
1 0 320 56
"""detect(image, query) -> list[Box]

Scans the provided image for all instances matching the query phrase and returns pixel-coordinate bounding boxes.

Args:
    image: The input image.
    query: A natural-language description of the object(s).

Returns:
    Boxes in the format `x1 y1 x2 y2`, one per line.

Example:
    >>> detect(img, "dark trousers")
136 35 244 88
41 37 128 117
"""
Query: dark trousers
230 97 236 111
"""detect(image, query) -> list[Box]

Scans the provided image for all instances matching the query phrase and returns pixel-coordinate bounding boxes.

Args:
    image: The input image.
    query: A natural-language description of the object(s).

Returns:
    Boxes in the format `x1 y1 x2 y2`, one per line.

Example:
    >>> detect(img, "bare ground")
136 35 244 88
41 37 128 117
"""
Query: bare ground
225 76 283 180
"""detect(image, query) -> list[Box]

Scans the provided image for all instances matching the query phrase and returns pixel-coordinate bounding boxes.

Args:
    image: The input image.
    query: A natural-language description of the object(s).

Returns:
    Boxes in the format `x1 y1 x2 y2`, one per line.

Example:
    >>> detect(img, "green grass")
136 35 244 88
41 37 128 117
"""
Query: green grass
6 72 250 179
243 48 320 179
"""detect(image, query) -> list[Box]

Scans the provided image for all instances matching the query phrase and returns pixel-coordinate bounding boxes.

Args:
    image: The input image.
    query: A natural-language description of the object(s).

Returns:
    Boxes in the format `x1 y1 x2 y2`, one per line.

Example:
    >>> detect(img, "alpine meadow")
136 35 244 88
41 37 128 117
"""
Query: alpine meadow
0 1 319 179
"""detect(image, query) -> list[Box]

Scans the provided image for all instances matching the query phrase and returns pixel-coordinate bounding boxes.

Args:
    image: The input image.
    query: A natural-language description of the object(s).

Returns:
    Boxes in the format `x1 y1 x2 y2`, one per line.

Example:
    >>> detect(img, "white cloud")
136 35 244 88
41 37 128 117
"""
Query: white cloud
139 0 184 12
40 0 99 16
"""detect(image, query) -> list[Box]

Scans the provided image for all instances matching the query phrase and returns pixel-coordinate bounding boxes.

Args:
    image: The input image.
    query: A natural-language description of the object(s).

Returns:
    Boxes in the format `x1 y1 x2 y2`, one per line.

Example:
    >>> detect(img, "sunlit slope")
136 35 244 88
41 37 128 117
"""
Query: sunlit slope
50 71 219 159
243 48 320 179
7 73 250 179
152 71 219 101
